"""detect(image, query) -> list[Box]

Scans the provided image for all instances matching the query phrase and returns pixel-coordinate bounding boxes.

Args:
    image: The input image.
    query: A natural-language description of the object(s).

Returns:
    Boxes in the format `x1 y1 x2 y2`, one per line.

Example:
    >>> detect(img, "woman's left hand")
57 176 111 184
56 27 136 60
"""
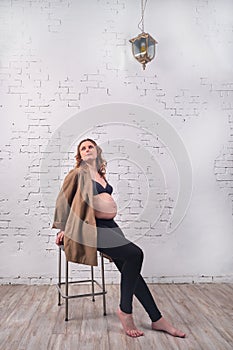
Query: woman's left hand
55 231 64 245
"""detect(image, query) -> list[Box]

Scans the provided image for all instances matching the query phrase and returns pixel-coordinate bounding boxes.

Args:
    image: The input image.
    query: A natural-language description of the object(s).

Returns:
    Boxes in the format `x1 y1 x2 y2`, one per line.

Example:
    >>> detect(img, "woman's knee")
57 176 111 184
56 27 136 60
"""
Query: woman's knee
128 244 144 262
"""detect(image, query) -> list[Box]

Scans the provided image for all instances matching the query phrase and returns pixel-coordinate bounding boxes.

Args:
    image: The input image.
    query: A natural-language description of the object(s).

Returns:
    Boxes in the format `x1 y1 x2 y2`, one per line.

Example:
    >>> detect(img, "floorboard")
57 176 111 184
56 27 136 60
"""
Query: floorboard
0 283 232 350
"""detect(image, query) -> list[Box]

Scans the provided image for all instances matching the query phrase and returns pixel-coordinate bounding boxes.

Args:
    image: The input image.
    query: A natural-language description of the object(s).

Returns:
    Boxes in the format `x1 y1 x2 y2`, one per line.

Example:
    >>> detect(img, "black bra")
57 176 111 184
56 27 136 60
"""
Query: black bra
92 179 113 196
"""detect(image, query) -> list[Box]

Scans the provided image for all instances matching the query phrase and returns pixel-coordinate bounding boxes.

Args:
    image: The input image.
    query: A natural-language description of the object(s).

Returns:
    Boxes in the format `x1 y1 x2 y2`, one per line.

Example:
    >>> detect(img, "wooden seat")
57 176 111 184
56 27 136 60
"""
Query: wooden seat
56 245 107 321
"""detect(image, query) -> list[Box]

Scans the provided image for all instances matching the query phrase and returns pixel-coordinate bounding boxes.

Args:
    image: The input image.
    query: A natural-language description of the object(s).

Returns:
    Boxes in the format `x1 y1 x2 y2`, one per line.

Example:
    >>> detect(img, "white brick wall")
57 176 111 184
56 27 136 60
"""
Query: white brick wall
0 0 233 284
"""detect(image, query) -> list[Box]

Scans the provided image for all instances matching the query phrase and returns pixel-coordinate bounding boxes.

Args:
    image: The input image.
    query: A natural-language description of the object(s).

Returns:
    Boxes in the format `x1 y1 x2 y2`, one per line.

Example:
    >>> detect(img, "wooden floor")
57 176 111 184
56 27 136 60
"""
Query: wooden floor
0 283 232 350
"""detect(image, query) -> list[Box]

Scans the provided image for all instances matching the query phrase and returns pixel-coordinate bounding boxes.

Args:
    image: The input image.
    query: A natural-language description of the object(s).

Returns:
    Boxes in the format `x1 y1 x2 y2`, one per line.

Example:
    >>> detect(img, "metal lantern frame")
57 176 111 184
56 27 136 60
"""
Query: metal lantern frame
129 31 157 70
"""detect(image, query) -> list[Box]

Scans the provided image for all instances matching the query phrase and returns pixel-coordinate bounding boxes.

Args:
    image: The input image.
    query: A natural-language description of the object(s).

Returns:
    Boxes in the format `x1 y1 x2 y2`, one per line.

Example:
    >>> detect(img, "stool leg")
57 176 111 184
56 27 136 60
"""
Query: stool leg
101 254 107 316
58 247 61 306
65 259 69 321
91 266 95 302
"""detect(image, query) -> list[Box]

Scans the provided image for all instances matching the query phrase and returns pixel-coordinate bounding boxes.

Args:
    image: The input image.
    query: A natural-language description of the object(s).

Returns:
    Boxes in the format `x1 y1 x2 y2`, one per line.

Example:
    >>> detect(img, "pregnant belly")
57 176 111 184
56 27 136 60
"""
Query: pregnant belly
93 193 117 219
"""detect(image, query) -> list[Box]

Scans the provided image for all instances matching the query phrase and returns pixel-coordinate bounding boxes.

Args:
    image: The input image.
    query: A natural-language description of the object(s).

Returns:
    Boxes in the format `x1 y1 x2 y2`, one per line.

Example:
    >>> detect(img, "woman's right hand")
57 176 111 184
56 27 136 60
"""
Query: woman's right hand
55 231 64 245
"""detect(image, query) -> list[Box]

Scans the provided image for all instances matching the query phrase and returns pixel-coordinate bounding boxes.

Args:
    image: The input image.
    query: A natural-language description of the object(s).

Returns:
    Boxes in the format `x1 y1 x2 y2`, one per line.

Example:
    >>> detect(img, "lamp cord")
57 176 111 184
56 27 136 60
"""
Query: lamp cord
138 0 148 33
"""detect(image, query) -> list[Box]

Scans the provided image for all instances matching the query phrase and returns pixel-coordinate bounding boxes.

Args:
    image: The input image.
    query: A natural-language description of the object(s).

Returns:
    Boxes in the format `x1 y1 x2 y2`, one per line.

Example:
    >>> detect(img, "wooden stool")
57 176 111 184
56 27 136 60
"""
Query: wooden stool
56 245 107 321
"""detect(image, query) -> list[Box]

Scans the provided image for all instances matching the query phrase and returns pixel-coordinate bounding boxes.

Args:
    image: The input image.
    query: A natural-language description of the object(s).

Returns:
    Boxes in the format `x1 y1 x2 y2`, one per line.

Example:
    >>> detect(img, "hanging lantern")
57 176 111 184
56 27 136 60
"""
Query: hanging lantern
129 0 158 70
129 32 157 70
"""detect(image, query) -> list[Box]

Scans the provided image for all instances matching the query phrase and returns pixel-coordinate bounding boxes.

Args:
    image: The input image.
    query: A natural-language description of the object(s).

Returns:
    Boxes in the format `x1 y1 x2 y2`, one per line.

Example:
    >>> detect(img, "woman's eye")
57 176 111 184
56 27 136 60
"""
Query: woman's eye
89 145 94 149
81 146 86 151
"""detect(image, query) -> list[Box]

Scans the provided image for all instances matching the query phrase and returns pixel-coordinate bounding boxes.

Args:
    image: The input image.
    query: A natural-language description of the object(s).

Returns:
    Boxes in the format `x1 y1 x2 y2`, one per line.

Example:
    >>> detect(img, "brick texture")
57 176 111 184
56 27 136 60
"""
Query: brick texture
0 0 233 284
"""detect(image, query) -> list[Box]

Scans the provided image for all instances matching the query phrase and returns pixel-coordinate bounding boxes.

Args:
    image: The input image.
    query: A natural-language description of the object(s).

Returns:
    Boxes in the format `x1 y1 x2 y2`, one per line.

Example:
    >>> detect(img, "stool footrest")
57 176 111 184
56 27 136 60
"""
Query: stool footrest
56 279 107 300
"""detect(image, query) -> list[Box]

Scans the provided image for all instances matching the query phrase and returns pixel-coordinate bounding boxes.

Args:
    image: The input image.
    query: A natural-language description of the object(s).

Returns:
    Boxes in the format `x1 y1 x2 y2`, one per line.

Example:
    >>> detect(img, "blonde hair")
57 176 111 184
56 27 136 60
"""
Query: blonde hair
75 138 106 175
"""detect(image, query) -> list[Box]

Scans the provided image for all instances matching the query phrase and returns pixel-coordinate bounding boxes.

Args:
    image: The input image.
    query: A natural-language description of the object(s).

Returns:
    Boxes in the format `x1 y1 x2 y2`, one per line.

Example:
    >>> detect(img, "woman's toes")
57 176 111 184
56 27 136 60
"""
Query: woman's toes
126 329 144 337
152 317 186 338
117 308 144 338
174 330 186 338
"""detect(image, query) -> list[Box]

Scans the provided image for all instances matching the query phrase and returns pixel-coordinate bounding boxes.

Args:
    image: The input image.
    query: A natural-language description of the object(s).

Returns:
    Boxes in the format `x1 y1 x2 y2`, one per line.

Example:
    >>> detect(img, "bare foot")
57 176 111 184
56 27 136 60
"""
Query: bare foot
117 308 144 338
152 317 186 338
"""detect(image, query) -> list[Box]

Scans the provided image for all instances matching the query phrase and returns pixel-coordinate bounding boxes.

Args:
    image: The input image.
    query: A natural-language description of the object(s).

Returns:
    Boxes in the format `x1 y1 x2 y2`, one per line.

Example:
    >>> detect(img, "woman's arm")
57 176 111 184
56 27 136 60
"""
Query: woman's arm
52 169 78 231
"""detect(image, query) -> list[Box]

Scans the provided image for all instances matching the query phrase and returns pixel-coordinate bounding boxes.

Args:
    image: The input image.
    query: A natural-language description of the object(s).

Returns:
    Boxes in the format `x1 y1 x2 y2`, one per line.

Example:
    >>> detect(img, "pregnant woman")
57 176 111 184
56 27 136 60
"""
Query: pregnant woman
53 138 186 338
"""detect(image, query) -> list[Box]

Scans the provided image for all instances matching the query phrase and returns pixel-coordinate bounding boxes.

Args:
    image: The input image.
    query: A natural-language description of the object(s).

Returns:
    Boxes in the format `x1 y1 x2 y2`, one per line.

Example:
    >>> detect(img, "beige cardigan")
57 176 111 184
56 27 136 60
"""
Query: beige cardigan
52 164 98 266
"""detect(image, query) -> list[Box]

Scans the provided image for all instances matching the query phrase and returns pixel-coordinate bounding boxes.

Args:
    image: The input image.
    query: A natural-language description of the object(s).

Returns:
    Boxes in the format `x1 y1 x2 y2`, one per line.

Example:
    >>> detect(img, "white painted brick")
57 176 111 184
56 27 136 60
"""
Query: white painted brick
119 173 138 180
216 173 233 181
0 220 10 229
215 160 233 167
129 207 142 214
218 181 233 188
214 167 227 174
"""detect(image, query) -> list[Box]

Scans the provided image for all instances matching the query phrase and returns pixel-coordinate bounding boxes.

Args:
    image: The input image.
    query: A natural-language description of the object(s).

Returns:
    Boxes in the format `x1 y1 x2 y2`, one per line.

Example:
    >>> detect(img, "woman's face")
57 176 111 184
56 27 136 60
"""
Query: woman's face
79 140 97 163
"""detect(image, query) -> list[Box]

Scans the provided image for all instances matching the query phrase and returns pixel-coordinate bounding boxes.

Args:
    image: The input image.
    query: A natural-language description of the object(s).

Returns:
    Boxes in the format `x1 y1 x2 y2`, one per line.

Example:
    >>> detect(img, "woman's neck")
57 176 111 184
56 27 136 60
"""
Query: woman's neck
85 161 99 177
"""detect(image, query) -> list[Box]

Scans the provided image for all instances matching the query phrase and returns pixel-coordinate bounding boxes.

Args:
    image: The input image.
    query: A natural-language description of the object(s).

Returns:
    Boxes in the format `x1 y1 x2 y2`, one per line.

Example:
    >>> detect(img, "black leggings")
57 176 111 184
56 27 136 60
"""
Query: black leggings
96 218 162 322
